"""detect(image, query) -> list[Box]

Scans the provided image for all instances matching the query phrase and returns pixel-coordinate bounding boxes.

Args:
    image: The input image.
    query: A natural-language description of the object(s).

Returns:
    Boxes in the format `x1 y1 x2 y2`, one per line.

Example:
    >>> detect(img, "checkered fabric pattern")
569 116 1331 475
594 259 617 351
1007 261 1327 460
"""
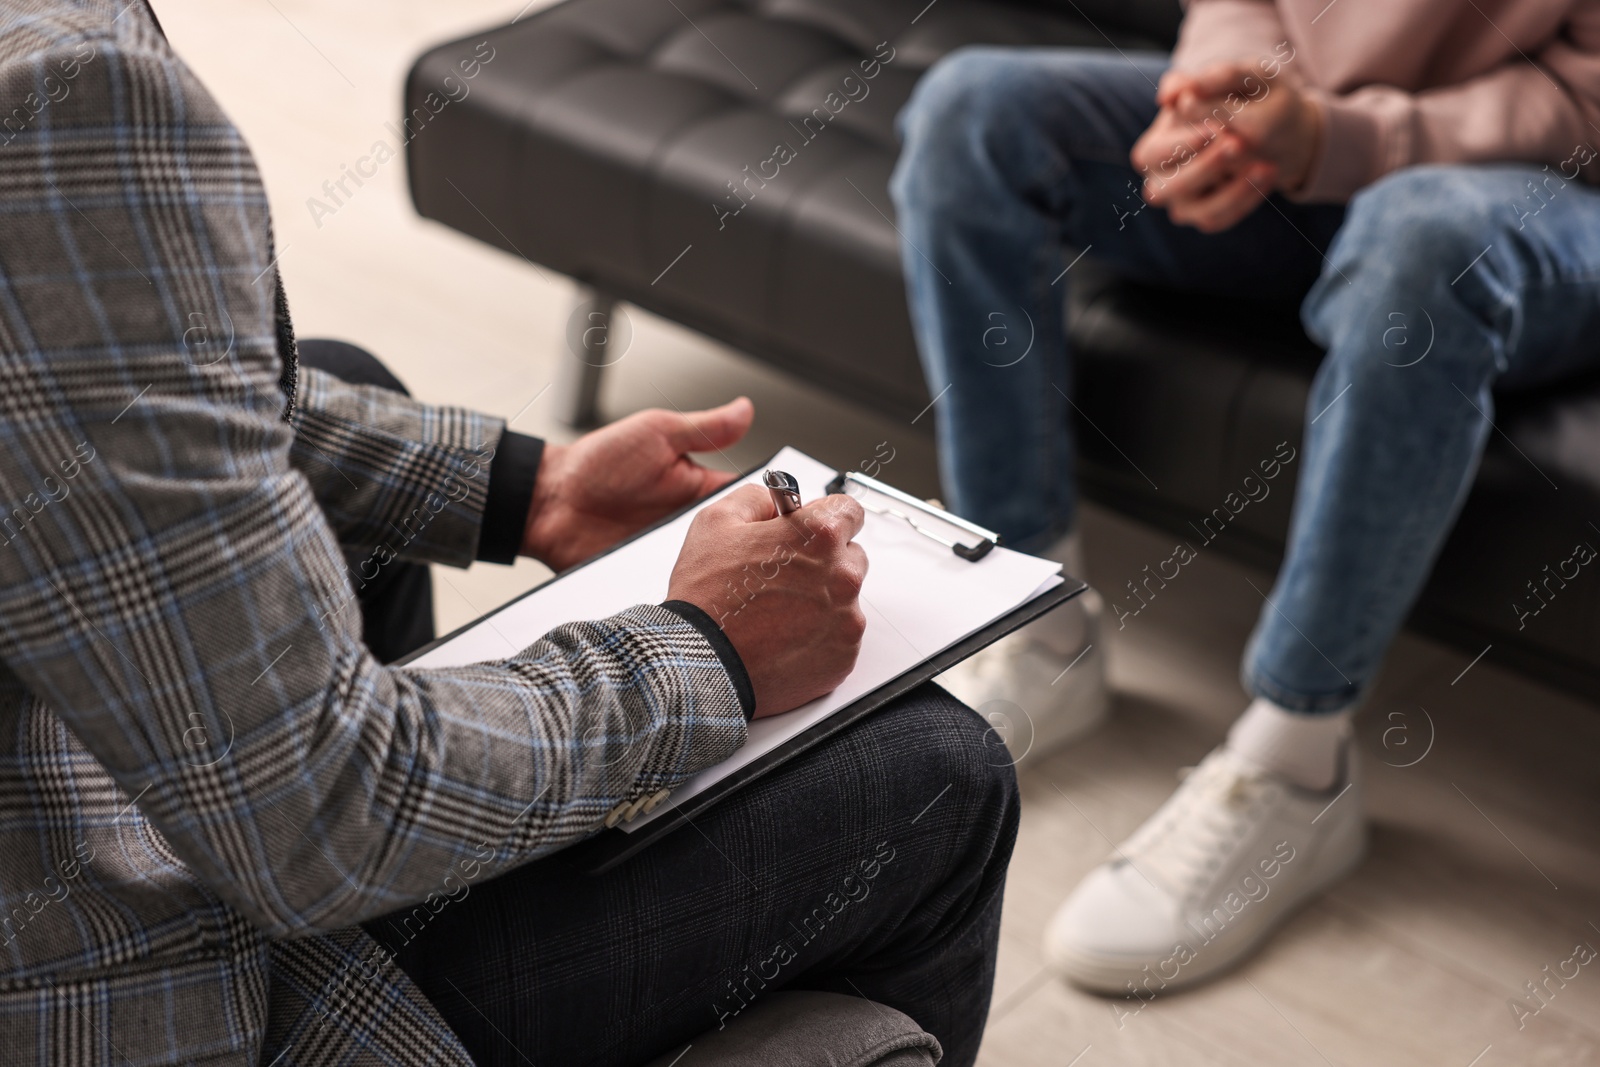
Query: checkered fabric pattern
0 2 749 1064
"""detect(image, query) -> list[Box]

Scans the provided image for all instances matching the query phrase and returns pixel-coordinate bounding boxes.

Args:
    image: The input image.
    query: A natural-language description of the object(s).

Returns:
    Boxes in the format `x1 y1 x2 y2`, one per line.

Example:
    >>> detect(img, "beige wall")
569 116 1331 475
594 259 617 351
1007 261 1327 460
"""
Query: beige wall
153 0 936 632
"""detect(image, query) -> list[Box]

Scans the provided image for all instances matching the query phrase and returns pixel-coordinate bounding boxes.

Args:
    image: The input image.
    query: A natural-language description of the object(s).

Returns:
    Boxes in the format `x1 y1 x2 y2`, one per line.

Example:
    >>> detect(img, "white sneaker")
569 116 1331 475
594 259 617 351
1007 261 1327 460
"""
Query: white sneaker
936 587 1109 762
1044 742 1365 996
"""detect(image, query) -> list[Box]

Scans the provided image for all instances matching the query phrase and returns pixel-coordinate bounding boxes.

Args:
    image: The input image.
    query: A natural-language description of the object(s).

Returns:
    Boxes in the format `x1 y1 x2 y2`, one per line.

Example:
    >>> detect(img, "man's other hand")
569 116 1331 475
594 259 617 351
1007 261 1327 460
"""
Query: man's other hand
1130 62 1323 234
667 485 868 717
522 398 754 571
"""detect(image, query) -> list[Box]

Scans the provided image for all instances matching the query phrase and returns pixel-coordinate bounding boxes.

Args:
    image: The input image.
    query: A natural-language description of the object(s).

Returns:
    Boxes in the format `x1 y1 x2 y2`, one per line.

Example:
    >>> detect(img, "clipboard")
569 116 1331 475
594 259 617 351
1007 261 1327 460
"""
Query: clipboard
571 576 1080 873
396 450 1085 875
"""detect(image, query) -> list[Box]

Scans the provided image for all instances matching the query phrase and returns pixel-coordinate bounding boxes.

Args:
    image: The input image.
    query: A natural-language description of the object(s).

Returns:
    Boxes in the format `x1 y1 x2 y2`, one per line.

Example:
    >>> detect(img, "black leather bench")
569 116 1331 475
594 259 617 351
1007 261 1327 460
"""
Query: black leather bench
405 0 1600 701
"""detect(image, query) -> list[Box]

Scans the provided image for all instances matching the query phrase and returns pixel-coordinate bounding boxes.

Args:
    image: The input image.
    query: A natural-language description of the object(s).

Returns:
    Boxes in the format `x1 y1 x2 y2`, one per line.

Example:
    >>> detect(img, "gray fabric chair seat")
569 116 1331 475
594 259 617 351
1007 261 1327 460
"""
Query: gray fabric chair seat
645 991 941 1067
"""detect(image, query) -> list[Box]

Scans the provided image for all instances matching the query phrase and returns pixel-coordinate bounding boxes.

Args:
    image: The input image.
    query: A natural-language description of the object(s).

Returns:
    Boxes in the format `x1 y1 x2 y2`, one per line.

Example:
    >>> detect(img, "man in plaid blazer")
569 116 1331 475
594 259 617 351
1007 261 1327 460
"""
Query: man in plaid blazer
0 2 1018 1065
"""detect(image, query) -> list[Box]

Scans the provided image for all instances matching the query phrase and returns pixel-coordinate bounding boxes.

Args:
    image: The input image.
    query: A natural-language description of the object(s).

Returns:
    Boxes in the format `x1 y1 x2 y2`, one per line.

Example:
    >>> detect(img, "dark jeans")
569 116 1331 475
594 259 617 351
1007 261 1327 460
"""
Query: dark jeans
314 341 1020 1067
372 686 1018 1067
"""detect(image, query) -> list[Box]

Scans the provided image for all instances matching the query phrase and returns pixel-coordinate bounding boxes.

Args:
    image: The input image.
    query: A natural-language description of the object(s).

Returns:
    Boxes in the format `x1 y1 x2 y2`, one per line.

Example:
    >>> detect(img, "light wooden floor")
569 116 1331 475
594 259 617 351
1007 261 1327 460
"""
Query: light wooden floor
159 3 1600 1064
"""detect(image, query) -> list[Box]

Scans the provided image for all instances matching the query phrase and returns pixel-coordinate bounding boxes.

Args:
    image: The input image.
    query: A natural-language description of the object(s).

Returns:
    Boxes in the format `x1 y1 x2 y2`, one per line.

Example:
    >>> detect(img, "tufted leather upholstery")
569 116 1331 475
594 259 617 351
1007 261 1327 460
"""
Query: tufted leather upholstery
407 0 1600 700
407 0 1172 412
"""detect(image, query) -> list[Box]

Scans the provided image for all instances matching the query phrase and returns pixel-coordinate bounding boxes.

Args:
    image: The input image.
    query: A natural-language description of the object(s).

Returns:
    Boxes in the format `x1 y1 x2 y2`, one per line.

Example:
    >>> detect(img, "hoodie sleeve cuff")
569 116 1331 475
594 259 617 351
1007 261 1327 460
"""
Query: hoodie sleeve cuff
661 600 756 720
1290 90 1390 204
476 429 544 565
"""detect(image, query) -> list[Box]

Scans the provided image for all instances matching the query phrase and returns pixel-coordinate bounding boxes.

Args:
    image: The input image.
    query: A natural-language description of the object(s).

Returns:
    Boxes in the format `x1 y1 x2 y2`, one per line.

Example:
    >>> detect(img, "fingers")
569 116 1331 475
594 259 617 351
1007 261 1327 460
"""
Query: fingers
793 493 865 547
839 542 869 659
1167 160 1277 233
1129 109 1215 179
709 483 778 525
1183 61 1259 101
1155 69 1200 108
665 397 754 453
838 541 869 596
699 485 870 560
1143 133 1244 207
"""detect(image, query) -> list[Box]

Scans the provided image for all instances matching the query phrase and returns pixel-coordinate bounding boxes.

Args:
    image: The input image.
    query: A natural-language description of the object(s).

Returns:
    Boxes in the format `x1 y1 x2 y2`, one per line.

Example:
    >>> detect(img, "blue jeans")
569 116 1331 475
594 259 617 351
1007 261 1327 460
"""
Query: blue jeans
890 48 1600 712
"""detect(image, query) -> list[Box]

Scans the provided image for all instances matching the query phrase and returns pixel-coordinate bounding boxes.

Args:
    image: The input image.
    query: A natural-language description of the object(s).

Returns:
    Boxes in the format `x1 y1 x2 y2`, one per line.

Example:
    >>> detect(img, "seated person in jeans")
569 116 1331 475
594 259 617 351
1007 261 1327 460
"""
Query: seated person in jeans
0 2 1015 1064
891 0 1600 991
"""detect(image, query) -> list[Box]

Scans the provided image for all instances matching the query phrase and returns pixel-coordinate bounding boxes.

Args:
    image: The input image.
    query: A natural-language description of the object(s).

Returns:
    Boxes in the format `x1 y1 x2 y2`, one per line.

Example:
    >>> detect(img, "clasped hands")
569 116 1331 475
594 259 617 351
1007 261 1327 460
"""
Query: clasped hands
520 397 867 718
1130 60 1324 233
509 61 1327 718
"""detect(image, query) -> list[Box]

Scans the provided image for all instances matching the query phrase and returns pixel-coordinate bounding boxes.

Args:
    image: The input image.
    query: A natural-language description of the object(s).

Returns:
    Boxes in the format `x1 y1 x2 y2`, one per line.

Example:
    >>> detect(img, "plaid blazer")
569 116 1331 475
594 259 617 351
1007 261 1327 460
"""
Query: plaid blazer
0 2 750 1064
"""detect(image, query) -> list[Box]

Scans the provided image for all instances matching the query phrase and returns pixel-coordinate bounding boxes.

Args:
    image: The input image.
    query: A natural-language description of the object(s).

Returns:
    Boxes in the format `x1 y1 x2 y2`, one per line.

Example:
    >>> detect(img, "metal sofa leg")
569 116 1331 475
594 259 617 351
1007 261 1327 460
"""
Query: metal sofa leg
554 287 618 429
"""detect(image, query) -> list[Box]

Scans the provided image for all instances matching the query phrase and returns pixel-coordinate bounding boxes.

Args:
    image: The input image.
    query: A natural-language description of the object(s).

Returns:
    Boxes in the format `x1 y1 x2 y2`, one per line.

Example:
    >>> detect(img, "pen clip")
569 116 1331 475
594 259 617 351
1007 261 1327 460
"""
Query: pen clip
764 469 803 516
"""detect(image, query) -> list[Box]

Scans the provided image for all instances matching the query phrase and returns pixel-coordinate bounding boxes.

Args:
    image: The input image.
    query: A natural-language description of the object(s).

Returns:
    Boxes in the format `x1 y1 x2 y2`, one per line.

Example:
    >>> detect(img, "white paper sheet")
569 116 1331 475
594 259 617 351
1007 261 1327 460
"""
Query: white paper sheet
409 447 1062 830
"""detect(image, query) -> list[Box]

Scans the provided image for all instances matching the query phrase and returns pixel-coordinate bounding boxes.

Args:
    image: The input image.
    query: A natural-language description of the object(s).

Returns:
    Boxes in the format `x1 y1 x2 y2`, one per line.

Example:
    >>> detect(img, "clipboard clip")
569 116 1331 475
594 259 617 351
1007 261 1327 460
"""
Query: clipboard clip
825 470 1001 562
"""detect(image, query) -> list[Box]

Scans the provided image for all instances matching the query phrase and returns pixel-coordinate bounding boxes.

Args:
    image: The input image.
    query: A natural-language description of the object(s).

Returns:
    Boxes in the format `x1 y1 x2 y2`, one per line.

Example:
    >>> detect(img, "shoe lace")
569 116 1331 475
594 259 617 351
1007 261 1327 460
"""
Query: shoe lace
1119 756 1275 902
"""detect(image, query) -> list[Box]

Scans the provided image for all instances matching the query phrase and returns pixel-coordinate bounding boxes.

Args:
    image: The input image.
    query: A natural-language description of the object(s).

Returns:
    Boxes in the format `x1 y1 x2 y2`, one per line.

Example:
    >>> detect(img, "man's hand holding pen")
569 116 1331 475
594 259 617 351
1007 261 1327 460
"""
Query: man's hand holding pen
669 484 868 717
520 399 869 718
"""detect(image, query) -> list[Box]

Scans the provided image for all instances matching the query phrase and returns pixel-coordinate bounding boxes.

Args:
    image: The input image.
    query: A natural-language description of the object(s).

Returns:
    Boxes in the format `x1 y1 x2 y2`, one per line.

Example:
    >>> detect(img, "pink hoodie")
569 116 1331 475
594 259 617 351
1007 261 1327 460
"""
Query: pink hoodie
1172 0 1600 201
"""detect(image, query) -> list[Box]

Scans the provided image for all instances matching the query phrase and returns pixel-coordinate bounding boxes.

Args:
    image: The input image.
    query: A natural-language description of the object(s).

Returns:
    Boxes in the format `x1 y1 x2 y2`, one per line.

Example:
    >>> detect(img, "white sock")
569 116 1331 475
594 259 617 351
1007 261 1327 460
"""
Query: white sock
1226 697 1352 791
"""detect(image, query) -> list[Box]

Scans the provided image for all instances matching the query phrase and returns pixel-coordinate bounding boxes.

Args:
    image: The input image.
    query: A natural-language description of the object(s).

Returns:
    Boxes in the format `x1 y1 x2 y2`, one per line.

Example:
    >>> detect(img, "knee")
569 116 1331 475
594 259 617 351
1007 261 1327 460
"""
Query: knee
897 47 1012 139
1325 166 1509 295
1304 167 1517 368
883 686 1019 845
296 338 410 396
891 47 1039 216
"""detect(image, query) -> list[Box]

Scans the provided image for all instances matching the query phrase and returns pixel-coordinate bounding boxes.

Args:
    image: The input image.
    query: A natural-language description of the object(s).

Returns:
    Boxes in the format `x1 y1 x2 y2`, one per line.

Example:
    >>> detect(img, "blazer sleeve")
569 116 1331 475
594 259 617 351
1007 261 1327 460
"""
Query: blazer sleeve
0 36 746 937
287 364 540 567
